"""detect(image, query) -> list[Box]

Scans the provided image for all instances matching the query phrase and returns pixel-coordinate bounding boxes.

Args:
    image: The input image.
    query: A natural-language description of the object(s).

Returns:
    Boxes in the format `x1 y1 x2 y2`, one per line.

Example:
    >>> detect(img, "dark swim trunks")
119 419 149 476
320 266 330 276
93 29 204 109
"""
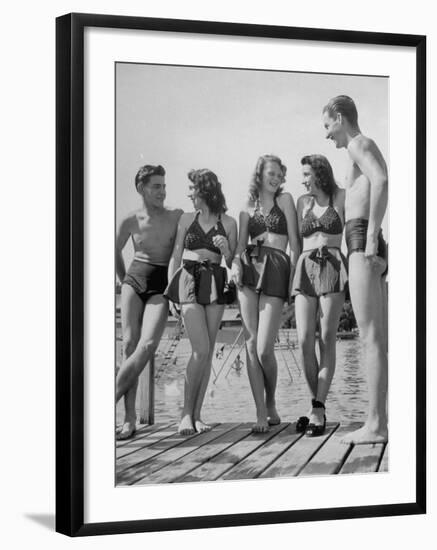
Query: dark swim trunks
123 259 168 303
345 218 388 276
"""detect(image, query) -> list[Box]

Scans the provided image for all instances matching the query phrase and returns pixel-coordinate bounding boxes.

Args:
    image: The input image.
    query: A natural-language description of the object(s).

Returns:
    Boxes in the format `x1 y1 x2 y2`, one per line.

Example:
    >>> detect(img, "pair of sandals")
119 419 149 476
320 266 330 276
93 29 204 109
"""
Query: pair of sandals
296 398 326 437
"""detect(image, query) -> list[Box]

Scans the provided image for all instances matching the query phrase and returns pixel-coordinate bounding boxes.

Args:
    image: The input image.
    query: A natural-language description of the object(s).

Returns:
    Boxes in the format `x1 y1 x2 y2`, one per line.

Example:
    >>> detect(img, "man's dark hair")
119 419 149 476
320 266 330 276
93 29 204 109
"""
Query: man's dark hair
323 95 358 126
135 164 165 191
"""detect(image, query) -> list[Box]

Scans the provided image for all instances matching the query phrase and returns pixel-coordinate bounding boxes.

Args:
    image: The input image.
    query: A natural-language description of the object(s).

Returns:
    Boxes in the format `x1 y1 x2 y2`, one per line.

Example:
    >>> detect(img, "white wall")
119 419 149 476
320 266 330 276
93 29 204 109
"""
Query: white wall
1 0 434 548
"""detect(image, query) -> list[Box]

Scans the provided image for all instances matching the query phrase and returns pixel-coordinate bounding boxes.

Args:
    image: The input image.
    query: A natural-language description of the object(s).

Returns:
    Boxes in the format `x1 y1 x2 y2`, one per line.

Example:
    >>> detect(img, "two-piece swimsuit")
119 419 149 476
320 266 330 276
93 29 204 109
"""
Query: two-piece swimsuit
164 212 228 305
292 195 348 297
240 197 291 300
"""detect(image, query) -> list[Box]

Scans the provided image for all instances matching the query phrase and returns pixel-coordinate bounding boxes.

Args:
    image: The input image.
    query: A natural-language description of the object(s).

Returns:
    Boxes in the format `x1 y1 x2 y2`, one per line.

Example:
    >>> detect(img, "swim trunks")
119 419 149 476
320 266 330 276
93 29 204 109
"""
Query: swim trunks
123 259 168 303
345 218 388 276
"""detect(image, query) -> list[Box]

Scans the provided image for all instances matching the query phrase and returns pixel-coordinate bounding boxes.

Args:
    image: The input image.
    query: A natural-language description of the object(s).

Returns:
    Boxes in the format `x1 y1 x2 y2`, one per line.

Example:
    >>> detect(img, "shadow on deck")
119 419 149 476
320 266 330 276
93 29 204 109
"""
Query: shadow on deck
116 422 388 485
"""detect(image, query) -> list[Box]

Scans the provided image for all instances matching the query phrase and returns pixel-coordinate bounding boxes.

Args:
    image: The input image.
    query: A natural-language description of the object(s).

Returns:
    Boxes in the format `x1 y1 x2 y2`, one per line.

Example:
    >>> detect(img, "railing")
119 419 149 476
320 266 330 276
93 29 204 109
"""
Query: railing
137 357 155 424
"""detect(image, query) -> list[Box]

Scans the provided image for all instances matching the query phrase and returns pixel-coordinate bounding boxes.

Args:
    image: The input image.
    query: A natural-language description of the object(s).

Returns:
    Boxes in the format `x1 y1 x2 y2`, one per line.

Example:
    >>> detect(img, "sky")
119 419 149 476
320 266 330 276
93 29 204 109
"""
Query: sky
116 63 388 259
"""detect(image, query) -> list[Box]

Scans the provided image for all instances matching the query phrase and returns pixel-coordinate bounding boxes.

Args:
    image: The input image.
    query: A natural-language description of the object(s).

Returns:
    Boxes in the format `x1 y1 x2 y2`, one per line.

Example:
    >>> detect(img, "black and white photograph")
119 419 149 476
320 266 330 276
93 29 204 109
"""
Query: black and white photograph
114 62 390 485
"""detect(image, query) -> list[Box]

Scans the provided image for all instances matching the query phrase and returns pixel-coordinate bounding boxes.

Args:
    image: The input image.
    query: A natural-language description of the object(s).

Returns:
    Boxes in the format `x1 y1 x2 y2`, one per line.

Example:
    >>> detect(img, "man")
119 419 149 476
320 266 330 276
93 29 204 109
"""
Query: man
115 164 183 439
323 95 388 444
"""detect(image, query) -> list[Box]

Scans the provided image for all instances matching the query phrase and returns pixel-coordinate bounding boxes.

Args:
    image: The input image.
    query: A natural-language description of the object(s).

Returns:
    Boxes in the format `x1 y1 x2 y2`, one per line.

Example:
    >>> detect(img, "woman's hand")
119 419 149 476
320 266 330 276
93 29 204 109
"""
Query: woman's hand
231 258 243 288
212 235 230 257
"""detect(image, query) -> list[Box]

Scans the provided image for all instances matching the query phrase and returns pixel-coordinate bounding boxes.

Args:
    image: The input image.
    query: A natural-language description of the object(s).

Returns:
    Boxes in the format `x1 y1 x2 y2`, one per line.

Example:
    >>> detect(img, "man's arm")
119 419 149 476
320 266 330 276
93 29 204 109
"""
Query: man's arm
115 215 133 283
167 213 190 281
349 138 388 256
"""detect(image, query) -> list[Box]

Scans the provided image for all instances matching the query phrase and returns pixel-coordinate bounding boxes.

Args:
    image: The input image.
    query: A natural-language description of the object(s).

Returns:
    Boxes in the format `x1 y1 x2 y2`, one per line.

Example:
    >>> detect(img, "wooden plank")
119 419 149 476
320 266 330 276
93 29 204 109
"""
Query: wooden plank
222 423 303 480
339 443 385 474
139 423 250 483
259 422 340 478
378 443 389 472
116 424 178 459
118 423 236 485
298 422 361 476
115 422 170 449
180 423 288 482
116 423 219 475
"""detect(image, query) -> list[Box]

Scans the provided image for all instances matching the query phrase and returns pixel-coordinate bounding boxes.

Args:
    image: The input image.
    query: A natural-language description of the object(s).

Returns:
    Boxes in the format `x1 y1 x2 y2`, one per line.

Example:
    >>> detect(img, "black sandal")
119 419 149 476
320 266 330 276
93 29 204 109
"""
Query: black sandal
296 416 310 433
305 399 326 437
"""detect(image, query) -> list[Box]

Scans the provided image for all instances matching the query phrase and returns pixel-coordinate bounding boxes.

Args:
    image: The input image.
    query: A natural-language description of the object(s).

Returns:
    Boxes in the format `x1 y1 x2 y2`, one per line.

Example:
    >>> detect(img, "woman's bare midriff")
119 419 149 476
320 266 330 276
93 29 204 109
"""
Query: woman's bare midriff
249 232 288 253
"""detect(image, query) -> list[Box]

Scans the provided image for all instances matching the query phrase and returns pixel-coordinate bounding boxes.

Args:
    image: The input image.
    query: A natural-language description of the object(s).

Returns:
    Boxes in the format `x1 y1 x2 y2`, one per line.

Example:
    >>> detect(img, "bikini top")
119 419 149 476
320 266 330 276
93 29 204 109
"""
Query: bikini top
300 195 343 238
184 212 227 255
248 198 288 239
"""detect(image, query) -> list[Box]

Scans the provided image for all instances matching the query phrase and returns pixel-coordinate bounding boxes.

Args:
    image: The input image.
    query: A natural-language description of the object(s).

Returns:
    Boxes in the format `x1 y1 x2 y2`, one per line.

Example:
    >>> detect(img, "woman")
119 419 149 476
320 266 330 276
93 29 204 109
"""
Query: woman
165 169 237 435
292 155 347 436
231 155 300 433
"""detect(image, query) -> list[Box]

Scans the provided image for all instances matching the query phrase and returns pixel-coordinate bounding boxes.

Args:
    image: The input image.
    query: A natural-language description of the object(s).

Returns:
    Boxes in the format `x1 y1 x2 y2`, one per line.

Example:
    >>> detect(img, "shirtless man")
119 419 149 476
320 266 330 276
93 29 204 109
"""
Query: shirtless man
322 95 388 444
115 164 183 439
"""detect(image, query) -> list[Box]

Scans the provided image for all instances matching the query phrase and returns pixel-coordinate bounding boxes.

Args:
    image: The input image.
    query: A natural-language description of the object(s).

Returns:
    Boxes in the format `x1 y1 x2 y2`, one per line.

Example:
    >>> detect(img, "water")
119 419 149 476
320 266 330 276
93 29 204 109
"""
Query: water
116 324 367 425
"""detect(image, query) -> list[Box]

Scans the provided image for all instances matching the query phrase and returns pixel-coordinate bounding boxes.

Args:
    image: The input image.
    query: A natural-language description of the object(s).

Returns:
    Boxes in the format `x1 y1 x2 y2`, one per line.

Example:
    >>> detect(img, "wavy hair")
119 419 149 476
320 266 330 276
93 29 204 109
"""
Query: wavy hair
248 154 286 202
301 154 339 198
134 164 165 192
323 95 358 126
188 169 227 215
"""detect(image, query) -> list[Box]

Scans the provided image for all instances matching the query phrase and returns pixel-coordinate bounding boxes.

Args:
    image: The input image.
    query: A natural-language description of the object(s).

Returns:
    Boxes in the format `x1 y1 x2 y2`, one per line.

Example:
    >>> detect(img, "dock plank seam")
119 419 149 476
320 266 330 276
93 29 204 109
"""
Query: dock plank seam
117 423 222 476
122 423 240 485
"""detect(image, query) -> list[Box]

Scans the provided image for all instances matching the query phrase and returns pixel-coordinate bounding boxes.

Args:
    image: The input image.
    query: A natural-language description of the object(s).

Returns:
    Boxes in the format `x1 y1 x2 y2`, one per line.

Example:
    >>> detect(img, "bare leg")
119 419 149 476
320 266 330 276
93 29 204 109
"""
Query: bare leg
179 304 210 435
116 294 168 402
311 292 345 426
238 287 268 432
295 294 319 418
341 254 388 444
193 303 225 432
257 295 285 425
116 285 143 439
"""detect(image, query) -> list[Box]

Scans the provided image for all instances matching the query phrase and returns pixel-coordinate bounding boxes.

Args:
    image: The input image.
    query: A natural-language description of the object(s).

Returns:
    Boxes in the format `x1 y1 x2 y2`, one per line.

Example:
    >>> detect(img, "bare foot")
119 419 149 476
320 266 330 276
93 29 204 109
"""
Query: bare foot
195 419 212 433
116 422 136 440
267 405 281 426
251 416 270 433
178 414 196 436
340 424 388 445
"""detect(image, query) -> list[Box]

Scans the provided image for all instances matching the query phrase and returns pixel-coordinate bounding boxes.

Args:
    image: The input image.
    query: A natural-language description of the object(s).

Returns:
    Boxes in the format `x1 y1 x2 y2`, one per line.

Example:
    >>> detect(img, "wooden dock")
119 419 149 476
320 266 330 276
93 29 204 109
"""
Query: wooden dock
116 421 388 485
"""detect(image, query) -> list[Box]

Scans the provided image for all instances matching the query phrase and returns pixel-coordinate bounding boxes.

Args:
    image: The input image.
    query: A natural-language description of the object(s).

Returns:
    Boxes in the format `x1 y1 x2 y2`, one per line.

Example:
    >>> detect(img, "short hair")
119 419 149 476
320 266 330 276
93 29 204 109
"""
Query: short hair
135 164 165 192
249 154 286 201
188 169 227 215
323 95 358 126
301 154 339 198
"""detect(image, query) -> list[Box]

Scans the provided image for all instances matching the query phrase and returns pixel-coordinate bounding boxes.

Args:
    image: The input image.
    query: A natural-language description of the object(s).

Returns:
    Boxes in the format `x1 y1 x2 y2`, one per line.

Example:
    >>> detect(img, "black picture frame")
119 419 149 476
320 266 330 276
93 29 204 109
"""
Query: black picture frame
56 12 426 537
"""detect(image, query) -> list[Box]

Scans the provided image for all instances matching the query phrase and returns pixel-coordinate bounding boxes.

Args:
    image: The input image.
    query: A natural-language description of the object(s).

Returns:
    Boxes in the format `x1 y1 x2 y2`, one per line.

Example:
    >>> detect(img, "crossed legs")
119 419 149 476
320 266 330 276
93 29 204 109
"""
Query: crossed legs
115 285 168 439
238 287 284 432
179 303 224 435
295 292 344 428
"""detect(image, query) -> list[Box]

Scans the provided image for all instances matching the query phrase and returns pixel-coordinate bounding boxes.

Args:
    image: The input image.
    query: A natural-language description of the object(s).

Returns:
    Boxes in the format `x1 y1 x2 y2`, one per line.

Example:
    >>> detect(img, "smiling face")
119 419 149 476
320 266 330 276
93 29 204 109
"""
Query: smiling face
301 164 319 195
260 160 284 194
322 111 346 149
140 175 166 207
187 184 203 210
